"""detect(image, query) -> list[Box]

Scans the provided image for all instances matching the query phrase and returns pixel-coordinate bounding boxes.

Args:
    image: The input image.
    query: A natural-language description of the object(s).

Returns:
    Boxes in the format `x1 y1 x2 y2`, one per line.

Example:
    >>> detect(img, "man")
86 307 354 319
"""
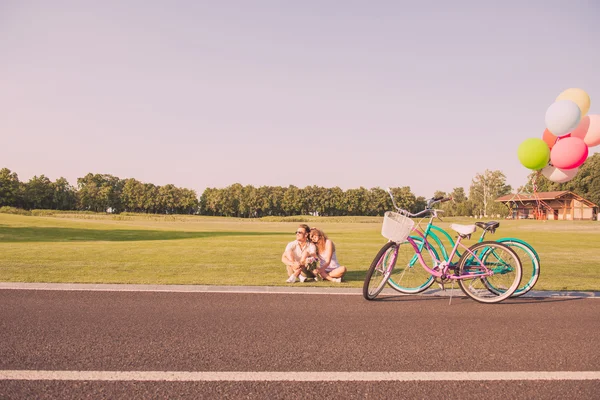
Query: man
281 224 314 283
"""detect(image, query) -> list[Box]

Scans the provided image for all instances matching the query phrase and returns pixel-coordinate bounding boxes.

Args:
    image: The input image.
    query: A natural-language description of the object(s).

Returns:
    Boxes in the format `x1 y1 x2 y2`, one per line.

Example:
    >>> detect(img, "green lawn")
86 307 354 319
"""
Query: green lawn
0 213 599 291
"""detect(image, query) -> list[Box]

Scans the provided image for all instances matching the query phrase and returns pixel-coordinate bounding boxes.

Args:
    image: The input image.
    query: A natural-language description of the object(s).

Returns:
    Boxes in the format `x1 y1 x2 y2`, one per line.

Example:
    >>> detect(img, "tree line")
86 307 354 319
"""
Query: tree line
0 170 198 214
1 155 599 217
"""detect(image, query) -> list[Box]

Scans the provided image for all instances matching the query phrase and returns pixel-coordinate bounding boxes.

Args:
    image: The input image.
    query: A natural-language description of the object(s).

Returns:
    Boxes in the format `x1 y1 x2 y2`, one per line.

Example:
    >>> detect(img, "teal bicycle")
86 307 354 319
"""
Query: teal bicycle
384 191 540 297
363 196 523 303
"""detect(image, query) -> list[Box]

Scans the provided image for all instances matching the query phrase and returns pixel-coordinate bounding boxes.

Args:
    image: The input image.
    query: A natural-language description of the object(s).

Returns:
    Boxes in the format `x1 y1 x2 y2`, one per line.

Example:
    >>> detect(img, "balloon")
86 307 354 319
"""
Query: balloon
517 138 550 170
550 137 588 169
556 88 591 117
570 114 600 147
541 165 578 183
545 100 581 136
542 128 568 149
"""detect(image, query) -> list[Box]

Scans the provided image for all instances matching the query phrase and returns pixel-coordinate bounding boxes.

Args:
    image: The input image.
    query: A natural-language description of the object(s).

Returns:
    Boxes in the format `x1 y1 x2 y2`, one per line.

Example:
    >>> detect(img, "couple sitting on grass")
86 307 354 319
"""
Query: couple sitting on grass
281 224 347 283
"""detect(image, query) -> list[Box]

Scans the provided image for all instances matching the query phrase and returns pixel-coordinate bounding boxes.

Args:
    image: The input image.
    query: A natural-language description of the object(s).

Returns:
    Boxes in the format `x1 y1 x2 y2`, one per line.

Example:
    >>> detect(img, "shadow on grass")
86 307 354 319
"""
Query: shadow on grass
344 270 366 283
0 226 289 243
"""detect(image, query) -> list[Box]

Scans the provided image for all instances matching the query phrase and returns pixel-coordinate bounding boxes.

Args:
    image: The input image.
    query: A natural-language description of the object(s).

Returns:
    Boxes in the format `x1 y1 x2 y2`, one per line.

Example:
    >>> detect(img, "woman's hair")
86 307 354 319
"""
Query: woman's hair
298 224 310 234
310 227 334 253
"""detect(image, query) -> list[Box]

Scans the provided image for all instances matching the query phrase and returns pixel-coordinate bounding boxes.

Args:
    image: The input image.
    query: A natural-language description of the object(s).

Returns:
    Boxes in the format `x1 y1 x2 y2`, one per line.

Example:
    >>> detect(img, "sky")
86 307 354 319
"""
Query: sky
2 0 599 198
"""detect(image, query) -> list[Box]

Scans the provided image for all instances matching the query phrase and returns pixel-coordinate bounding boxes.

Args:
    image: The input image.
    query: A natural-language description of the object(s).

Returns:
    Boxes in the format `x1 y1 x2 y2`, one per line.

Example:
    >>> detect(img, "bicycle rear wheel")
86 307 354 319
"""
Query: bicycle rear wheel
457 241 522 304
387 237 436 294
496 239 540 297
363 241 398 300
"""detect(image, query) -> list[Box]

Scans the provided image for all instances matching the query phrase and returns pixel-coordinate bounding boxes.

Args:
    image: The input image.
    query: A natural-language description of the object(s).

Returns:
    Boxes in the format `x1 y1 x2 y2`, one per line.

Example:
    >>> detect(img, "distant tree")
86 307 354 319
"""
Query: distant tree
450 187 471 216
343 187 369 216
282 185 301 216
240 185 258 217
303 185 324 215
389 186 417 213
176 187 199 214
121 178 145 212
469 170 512 216
157 184 178 214
326 187 344 216
413 196 427 213
23 175 54 209
369 187 391 216
77 173 124 213
142 183 159 213
0 168 21 207
200 187 222 216
52 177 77 210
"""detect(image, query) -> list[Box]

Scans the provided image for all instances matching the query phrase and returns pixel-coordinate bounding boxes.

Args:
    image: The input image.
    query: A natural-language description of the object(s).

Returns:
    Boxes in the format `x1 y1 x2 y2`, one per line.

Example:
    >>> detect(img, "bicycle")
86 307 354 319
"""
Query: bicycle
363 197 523 304
383 192 540 297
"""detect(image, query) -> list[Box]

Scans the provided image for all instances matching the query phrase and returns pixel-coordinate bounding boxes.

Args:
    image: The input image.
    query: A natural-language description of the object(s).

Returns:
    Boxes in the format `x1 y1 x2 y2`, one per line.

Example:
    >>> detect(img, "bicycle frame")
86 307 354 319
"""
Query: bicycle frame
404 227 495 280
384 188 520 281
425 223 540 264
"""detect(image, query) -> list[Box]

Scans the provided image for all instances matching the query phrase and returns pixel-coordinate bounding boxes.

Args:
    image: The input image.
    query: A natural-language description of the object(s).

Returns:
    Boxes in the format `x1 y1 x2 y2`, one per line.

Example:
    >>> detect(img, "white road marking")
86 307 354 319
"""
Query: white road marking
1 371 599 381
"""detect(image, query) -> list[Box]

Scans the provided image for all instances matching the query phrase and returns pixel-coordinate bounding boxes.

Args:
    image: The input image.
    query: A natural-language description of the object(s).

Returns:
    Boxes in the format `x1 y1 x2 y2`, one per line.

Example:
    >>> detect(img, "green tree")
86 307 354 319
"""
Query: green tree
369 187 391 216
389 186 417 213
0 168 21 207
450 187 472 216
121 178 146 212
142 183 159 213
52 177 77 210
282 185 301 216
77 173 124 213
23 175 54 209
343 187 369 216
469 170 512 217
200 187 223 216
325 187 344 216
239 185 258 217
177 188 199 214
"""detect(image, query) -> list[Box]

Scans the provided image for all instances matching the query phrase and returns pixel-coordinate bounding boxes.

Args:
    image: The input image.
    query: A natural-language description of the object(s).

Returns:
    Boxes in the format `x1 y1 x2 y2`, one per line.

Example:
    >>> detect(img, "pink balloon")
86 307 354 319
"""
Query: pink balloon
570 115 600 147
550 137 588 169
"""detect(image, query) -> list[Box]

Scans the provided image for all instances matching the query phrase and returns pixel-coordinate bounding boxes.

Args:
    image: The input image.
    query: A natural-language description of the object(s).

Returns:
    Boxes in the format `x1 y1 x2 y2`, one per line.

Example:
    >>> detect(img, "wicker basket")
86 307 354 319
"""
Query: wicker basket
381 211 415 242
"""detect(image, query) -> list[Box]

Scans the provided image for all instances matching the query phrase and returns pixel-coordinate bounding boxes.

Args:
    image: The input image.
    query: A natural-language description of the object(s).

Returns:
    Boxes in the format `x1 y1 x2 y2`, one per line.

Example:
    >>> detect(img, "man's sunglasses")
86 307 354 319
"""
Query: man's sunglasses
295 231 306 234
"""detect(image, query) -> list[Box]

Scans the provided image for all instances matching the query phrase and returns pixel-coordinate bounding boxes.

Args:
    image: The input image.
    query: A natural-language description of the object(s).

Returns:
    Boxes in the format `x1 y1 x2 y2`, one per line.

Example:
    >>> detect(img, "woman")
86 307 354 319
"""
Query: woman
306 227 346 283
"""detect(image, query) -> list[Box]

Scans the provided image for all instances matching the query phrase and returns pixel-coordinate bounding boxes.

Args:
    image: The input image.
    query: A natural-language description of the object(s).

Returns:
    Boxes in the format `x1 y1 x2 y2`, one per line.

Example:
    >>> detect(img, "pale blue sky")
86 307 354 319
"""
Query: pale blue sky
2 1 599 198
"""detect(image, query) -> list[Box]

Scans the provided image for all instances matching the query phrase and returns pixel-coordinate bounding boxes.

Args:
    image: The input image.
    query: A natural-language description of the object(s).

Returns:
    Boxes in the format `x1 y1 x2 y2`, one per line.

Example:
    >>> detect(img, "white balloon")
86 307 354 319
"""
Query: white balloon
545 100 581 136
541 165 579 183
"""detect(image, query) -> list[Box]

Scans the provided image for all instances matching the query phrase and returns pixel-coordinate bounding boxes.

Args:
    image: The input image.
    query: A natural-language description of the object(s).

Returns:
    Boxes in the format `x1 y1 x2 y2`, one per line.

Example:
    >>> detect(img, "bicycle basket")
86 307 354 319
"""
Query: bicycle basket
381 211 415 242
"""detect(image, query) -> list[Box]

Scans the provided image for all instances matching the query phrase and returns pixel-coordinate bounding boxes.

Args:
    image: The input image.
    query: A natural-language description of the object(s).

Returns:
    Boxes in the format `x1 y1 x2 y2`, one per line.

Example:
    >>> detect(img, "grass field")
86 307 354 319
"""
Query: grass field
0 212 599 291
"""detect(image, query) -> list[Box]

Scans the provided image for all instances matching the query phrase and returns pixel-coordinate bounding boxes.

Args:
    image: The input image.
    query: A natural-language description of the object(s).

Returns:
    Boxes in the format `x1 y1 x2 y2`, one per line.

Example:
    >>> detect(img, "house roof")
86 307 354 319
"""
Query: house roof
495 191 597 207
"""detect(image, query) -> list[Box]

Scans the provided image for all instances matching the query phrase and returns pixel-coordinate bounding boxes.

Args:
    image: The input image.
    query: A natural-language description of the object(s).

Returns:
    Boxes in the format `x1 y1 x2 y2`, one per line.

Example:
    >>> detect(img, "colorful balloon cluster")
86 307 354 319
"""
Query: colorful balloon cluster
518 88 599 183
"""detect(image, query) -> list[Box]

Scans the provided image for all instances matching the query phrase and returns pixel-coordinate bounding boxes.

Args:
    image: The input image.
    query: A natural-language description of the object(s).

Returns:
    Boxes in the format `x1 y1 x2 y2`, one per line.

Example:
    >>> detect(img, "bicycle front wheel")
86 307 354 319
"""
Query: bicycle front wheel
363 241 398 300
496 239 540 297
387 237 435 294
457 241 522 304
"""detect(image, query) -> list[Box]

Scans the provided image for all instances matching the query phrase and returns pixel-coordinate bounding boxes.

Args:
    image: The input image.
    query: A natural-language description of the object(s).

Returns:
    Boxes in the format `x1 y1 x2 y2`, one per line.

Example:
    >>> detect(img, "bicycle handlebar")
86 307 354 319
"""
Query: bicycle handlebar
386 187 452 217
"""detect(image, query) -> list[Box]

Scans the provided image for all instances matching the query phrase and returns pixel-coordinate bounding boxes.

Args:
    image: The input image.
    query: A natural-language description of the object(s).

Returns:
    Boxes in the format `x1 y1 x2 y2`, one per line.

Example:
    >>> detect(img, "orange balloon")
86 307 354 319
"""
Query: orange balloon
542 129 558 149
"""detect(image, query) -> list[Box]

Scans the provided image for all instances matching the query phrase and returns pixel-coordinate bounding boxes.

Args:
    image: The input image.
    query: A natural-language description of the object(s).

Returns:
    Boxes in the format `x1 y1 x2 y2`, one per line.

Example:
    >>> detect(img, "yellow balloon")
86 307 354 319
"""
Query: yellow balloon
556 88 591 117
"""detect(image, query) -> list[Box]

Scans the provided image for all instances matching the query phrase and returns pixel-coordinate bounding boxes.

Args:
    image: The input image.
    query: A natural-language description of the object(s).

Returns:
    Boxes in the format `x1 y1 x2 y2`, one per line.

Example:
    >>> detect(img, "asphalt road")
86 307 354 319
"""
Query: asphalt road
1 287 599 399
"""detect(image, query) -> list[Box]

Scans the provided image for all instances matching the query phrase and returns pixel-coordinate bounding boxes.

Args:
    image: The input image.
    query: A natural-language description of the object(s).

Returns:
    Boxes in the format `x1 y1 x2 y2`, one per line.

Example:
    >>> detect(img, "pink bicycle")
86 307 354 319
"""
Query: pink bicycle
363 201 523 304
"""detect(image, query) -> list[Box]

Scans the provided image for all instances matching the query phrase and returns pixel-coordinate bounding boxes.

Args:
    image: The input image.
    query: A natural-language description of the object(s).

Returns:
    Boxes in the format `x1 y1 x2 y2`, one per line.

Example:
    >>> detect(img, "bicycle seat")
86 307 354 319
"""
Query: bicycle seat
450 224 477 236
475 221 500 233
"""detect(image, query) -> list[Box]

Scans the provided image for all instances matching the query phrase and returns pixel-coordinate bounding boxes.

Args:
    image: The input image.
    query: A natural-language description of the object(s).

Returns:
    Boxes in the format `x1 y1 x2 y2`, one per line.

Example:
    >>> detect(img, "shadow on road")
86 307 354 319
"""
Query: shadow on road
371 295 584 305
501 296 584 305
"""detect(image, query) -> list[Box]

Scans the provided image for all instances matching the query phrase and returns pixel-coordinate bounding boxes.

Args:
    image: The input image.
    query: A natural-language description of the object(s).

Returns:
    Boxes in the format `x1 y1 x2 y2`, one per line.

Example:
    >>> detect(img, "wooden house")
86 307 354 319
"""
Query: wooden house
495 191 598 220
